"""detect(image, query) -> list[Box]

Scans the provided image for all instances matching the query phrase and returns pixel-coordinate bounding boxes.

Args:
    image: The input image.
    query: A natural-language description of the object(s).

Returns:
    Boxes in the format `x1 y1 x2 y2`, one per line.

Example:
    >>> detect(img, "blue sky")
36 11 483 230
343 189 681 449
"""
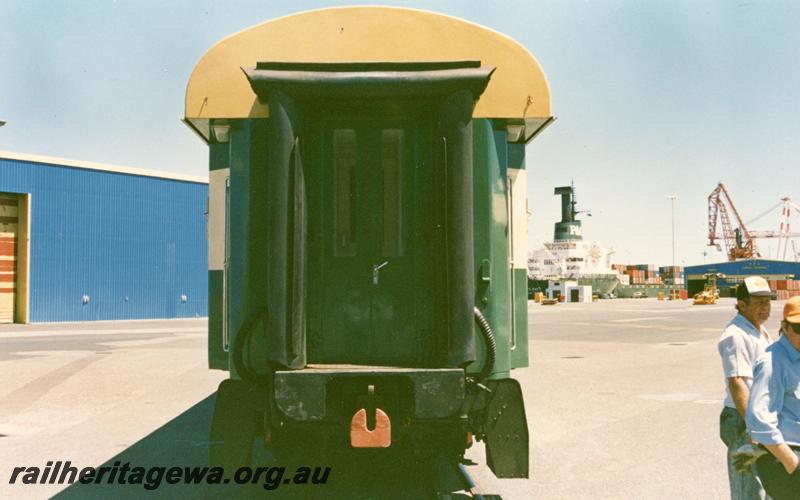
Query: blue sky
1 0 798 266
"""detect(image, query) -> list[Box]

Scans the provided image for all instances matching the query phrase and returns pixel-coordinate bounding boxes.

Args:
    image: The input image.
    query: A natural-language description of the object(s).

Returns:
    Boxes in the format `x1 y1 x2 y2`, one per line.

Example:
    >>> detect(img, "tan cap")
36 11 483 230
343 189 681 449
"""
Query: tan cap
737 276 772 300
784 296 800 324
743 276 772 297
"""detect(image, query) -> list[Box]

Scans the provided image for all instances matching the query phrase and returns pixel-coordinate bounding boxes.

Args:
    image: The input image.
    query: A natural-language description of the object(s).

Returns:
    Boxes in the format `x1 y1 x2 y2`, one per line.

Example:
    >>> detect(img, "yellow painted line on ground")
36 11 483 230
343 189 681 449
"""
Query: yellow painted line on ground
98 333 203 348
9 350 98 357
0 328 205 339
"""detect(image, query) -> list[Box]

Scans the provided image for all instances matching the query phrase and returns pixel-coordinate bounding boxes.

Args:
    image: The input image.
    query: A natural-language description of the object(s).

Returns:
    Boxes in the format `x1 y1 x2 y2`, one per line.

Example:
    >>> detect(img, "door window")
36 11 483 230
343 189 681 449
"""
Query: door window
333 129 358 257
382 129 405 257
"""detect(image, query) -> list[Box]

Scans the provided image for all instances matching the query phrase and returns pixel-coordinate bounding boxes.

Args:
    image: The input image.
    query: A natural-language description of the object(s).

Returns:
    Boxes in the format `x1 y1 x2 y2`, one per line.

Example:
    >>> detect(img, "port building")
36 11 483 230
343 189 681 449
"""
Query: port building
0 151 208 323
685 259 800 298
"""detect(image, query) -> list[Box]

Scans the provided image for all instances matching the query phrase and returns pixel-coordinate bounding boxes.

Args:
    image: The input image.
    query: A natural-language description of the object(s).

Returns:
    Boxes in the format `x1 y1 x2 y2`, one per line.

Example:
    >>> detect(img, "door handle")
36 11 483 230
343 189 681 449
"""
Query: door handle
372 261 389 285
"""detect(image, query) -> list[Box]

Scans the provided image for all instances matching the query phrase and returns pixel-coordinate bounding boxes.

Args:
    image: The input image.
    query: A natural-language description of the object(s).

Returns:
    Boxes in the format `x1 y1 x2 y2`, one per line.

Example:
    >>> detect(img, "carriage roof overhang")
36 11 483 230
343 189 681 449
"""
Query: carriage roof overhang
243 61 496 99
184 6 553 144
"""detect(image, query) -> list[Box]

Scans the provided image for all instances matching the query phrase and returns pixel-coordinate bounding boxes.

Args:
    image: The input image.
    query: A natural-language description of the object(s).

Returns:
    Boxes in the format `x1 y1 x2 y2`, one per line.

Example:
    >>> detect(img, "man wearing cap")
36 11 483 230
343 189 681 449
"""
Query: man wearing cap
747 296 800 499
718 276 774 499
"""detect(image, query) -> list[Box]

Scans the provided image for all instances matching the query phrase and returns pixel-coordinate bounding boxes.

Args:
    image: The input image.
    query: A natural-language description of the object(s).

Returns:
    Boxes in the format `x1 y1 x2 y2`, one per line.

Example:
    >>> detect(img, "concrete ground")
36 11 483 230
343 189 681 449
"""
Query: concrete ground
468 297 785 499
0 299 784 498
0 319 225 499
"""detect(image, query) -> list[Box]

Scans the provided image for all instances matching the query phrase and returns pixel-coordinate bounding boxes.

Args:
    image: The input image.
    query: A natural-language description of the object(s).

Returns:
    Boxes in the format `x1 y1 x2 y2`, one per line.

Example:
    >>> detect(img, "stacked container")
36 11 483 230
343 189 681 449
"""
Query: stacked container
659 266 685 286
770 279 800 299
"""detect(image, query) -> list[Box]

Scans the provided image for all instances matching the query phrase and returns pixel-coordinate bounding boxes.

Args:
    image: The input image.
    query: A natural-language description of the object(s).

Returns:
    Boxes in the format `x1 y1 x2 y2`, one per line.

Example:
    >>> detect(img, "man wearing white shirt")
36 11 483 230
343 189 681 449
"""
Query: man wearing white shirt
719 276 774 499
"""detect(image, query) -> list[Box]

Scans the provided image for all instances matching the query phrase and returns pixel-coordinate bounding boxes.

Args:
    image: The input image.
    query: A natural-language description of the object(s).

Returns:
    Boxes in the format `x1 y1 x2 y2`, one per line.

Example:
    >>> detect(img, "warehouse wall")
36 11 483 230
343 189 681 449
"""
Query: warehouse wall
685 259 800 297
0 156 208 322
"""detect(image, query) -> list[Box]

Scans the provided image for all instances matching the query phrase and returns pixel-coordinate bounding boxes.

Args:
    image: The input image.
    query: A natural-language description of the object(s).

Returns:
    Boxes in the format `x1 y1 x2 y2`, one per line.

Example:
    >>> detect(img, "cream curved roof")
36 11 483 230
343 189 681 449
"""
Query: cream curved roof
185 6 551 135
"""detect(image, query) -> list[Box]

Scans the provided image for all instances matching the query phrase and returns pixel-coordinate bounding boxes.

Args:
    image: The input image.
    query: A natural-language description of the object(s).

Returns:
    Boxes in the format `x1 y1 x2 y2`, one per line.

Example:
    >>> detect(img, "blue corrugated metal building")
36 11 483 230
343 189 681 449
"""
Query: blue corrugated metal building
0 151 208 323
685 259 800 296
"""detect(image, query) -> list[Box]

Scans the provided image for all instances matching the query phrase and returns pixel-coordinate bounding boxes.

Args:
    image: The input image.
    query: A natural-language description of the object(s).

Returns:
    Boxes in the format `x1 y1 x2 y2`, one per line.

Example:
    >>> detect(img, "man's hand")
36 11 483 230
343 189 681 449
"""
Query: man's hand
732 444 767 474
785 452 800 475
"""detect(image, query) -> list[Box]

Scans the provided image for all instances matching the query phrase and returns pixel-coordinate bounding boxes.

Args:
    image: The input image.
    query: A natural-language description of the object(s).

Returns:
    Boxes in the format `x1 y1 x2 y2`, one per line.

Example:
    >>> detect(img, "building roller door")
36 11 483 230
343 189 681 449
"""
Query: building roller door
0 195 17 323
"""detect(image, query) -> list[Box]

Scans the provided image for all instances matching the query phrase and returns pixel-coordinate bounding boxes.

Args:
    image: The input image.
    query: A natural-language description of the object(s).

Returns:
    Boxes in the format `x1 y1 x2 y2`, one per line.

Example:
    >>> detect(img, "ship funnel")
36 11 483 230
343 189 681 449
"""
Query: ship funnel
553 185 583 241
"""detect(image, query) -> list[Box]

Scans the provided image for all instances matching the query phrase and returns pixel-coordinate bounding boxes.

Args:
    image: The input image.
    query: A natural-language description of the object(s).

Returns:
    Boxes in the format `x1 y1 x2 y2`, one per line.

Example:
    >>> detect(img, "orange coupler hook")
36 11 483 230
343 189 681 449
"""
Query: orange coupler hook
350 385 391 448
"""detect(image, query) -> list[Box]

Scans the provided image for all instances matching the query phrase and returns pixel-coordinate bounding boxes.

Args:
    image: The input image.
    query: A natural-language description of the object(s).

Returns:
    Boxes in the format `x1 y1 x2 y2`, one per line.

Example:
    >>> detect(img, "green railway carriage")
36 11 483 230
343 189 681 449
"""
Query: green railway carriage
184 6 553 479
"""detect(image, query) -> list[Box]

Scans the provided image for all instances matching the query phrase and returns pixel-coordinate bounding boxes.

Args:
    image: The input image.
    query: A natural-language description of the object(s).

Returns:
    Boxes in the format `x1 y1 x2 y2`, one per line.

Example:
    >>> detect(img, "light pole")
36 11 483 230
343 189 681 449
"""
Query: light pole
668 195 677 267
0 119 6 128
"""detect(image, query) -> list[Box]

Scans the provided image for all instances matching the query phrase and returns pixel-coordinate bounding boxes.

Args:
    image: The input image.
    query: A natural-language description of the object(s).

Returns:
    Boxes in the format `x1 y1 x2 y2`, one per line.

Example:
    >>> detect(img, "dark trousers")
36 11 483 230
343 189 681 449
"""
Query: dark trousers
756 450 800 500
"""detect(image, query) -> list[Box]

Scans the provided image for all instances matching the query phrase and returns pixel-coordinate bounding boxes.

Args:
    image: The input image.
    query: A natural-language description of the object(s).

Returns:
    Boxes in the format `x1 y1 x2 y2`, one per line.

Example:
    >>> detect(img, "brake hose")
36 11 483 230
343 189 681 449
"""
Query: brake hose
473 306 496 381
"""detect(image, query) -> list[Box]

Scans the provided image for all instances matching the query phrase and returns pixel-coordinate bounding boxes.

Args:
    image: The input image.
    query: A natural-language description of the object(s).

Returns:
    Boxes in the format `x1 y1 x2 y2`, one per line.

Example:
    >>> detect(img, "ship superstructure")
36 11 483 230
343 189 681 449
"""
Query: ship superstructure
528 184 618 292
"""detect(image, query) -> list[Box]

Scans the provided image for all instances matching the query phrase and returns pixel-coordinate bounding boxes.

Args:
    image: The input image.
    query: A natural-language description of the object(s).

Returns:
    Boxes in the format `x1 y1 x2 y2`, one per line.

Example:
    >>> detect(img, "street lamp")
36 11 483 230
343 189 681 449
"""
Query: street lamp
668 195 678 267
0 119 6 127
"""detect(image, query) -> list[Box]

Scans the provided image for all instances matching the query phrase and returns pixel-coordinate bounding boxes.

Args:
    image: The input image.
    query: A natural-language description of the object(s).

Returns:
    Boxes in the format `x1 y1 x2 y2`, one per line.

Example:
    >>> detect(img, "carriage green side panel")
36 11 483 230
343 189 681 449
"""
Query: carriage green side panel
226 124 248 378
225 120 271 378
471 120 490 376
471 119 511 379
226 122 253 378
209 270 226 369
209 142 229 370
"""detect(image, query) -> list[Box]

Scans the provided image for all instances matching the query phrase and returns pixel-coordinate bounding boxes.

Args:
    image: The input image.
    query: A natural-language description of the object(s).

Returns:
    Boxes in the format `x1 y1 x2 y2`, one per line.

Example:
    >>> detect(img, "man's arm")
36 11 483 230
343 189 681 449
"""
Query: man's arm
747 354 795 471
719 332 755 418
727 376 750 417
763 443 800 474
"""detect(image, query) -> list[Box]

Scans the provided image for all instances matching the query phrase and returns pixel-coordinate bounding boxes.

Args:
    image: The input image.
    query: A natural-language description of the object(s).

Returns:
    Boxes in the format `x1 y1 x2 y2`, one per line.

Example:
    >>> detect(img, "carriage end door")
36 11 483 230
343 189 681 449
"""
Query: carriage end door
316 121 430 366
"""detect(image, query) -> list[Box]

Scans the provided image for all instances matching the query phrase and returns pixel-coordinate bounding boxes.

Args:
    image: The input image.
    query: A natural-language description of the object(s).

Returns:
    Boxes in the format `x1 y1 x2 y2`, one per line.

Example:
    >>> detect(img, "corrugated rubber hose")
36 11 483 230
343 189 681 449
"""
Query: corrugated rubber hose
473 306 496 381
232 310 270 384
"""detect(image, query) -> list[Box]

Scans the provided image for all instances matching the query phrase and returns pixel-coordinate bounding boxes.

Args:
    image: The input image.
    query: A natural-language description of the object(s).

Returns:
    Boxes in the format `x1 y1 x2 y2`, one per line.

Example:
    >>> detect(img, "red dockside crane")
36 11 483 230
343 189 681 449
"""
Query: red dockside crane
707 182 759 261
708 182 800 262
